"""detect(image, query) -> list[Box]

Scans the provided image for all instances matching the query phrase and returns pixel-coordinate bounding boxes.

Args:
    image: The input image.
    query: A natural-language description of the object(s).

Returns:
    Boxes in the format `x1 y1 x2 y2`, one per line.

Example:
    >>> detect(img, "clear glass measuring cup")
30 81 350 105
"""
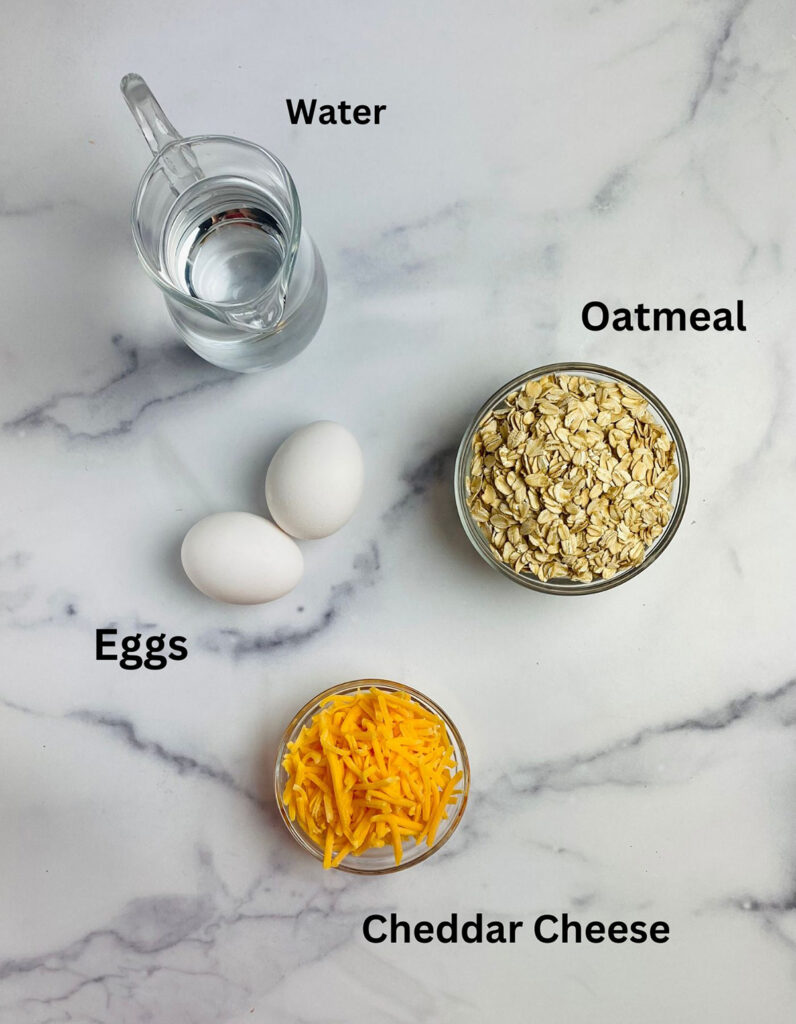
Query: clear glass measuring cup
121 74 327 372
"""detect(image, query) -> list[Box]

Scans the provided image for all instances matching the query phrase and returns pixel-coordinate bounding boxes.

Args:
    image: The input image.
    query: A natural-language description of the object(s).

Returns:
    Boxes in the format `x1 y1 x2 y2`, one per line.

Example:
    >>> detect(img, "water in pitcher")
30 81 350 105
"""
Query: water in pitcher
161 177 289 307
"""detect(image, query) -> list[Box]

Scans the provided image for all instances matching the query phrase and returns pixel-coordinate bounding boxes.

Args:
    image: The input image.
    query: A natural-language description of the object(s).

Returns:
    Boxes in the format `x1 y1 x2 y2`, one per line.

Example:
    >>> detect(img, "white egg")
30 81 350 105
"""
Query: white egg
181 512 303 604
265 421 364 539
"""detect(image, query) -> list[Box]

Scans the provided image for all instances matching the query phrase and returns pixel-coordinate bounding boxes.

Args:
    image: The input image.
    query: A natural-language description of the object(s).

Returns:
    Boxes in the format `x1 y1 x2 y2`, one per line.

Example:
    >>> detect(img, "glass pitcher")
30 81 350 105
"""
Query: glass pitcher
121 74 327 372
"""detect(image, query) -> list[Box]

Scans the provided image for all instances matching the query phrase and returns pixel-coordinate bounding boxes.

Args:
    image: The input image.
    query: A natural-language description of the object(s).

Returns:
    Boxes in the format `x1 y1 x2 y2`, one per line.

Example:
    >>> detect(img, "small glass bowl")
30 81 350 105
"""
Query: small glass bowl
454 362 690 595
274 680 470 874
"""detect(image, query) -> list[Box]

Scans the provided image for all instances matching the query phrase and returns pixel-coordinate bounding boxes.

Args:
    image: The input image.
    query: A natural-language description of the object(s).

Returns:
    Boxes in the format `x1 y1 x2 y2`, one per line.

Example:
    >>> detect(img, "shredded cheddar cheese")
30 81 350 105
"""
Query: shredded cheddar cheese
282 687 463 868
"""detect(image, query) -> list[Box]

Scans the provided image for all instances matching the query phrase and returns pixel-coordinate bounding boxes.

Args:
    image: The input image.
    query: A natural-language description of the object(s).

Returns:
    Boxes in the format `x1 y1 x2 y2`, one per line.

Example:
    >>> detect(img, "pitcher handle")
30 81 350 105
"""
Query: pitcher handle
121 73 202 191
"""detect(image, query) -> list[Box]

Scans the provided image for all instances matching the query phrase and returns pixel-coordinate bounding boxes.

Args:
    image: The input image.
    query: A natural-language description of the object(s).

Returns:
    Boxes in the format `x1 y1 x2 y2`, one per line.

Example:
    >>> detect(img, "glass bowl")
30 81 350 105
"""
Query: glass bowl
274 680 470 874
454 362 690 595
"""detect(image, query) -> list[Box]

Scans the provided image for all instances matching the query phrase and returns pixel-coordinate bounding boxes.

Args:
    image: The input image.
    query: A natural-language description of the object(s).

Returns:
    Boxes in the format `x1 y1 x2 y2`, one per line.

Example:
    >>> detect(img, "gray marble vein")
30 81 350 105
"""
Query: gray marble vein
687 0 750 122
338 201 471 289
197 542 380 658
4 335 237 441
0 697 260 806
502 676 796 796
383 444 457 525
591 167 631 214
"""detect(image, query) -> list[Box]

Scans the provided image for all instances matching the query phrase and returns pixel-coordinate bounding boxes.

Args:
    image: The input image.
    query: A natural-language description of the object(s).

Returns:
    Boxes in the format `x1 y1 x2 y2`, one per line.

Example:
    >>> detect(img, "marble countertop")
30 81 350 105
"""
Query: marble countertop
2 1 795 1021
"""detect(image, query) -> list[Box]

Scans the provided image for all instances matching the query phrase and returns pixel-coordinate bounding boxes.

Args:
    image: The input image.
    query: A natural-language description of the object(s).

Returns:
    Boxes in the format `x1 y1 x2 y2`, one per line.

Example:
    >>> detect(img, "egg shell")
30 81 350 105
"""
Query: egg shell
181 512 303 604
265 421 364 540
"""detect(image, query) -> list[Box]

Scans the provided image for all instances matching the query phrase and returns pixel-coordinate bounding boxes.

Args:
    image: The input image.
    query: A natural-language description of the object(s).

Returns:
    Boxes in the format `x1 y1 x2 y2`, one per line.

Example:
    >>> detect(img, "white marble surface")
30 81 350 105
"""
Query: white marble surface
2 0 796 1020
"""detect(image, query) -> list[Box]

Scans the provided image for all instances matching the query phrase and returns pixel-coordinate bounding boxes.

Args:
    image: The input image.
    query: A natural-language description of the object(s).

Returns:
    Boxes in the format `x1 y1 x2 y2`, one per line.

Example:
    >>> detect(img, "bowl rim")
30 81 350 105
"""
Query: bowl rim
454 361 690 595
273 679 470 874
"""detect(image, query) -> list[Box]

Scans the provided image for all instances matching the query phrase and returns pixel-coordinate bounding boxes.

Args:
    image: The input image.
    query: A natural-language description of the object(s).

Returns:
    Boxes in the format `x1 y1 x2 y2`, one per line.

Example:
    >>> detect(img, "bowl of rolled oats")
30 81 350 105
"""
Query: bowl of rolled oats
454 363 690 594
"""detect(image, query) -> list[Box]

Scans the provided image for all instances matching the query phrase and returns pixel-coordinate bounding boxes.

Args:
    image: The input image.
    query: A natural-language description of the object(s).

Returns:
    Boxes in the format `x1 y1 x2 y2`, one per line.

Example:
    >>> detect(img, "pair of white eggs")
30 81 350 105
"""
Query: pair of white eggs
181 421 364 605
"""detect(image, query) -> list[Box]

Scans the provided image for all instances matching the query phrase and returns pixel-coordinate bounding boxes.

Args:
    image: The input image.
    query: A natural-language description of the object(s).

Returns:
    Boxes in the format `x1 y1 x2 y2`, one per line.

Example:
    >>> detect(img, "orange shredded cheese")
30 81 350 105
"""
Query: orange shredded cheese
282 688 463 868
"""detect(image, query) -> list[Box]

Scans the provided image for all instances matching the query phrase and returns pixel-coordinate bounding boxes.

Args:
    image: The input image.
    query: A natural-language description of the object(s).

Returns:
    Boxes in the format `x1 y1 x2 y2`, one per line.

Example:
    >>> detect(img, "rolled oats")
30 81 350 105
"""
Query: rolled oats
465 374 679 583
